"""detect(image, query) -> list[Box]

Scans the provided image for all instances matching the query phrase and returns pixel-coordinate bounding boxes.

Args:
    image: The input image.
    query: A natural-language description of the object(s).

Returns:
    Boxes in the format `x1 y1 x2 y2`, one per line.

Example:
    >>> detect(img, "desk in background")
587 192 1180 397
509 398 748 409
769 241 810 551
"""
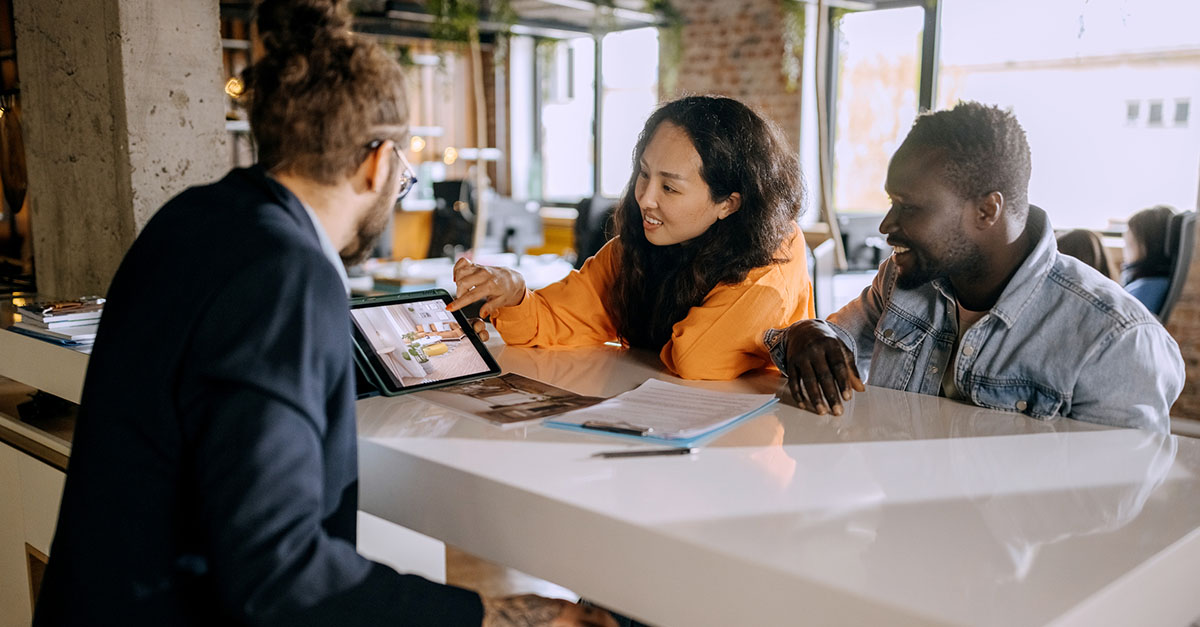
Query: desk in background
362 252 573 296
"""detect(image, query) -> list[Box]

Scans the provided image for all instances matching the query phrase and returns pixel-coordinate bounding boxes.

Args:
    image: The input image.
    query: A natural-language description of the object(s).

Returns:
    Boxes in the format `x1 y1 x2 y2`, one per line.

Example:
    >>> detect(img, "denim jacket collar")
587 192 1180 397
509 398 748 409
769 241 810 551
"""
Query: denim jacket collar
931 205 1056 329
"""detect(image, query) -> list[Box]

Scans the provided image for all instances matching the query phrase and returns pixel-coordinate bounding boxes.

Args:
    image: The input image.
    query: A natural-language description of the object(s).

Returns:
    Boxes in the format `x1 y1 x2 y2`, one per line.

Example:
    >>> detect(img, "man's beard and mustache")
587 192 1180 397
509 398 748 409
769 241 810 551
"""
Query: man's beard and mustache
894 236 987 291
339 158 400 266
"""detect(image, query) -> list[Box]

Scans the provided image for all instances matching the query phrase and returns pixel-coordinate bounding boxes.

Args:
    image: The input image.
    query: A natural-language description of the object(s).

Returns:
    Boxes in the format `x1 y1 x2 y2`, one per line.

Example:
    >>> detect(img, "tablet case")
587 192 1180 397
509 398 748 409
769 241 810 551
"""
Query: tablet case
349 289 502 397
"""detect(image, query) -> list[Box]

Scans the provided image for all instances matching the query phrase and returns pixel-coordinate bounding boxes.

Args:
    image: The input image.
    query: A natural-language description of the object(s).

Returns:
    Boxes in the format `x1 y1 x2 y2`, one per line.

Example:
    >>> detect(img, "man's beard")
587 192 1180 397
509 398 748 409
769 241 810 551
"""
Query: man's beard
895 237 986 291
340 162 399 266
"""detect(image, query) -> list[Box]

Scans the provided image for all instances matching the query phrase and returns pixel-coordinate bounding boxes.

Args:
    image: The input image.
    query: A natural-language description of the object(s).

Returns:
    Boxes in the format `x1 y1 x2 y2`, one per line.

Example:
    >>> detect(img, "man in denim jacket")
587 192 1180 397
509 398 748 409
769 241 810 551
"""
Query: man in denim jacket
765 102 1183 431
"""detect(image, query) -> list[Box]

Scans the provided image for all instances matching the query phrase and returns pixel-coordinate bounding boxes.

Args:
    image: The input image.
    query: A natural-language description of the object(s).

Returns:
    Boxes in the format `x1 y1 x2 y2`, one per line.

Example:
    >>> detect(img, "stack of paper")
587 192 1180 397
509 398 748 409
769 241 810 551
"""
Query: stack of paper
10 297 104 348
546 379 778 446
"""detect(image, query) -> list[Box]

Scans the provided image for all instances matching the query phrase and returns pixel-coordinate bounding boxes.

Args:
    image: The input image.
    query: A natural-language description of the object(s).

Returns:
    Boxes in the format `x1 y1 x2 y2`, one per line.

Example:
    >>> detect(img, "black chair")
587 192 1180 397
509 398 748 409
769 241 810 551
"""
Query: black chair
572 196 617 269
1158 210 1196 324
427 180 476 259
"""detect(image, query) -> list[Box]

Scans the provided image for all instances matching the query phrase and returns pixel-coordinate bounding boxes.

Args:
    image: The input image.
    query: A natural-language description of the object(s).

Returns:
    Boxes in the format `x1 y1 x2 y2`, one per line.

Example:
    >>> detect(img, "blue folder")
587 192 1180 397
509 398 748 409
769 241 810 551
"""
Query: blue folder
544 397 779 448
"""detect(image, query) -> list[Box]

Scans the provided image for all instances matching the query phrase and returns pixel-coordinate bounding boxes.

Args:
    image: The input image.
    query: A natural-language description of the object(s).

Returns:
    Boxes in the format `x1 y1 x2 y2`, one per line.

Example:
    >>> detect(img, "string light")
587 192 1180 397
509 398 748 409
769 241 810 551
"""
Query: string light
224 77 244 98
410 135 426 153
443 147 458 165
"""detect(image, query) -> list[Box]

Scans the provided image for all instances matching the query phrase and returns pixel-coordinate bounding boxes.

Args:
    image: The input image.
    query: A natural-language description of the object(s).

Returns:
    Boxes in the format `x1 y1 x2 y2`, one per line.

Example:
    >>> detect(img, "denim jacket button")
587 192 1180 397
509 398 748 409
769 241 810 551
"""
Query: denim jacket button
1016 400 1028 411
883 328 894 339
962 345 975 356
930 366 938 374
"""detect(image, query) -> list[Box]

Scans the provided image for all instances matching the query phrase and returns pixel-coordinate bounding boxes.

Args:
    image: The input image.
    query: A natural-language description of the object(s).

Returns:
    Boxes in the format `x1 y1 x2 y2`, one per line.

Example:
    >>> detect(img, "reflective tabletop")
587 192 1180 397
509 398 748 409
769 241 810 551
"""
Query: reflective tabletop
357 341 1200 627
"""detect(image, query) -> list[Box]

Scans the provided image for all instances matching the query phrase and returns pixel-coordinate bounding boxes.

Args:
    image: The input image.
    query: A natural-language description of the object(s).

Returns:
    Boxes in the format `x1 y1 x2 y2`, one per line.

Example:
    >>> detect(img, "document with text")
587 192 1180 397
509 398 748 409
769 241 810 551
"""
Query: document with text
546 378 778 442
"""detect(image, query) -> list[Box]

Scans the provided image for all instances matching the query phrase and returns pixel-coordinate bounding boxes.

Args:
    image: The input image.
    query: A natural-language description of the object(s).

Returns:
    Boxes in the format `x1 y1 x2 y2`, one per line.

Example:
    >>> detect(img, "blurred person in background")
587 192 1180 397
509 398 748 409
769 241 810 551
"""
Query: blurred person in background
1122 204 1177 315
1056 228 1115 281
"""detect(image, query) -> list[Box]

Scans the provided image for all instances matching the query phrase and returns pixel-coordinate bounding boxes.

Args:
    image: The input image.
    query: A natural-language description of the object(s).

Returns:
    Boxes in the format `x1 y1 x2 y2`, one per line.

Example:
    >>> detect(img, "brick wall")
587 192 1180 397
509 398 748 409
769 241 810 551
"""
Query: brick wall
663 0 801 151
1167 216 1200 419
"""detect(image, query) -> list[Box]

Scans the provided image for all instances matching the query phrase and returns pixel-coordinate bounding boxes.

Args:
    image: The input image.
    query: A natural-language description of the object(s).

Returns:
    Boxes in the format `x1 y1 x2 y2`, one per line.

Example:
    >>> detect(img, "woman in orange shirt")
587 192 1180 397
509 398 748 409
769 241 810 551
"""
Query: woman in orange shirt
449 95 814 380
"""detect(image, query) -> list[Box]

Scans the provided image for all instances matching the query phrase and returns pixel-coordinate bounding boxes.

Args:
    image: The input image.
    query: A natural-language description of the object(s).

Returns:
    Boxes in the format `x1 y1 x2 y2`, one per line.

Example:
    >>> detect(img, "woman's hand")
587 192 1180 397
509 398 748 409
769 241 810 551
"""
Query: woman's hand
469 318 490 342
448 258 527 318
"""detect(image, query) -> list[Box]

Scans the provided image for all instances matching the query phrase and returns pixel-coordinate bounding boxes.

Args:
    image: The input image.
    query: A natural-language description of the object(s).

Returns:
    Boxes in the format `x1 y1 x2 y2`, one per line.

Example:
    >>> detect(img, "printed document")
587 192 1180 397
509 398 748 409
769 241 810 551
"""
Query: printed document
549 378 777 440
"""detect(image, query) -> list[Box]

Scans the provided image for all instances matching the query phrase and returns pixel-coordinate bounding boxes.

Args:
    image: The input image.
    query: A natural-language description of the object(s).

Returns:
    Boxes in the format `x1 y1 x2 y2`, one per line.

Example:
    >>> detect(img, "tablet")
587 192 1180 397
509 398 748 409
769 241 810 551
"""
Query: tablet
349 290 502 395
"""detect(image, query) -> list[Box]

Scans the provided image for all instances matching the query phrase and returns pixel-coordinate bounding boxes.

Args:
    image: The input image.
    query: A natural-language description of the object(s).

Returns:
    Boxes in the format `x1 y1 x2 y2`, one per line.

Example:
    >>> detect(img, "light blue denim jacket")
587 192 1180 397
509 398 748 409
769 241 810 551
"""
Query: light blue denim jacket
769 207 1184 432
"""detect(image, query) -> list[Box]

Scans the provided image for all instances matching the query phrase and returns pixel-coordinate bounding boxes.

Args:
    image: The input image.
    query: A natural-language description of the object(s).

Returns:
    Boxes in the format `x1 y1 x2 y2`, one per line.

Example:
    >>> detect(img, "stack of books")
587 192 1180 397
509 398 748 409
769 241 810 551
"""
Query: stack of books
11 297 105 349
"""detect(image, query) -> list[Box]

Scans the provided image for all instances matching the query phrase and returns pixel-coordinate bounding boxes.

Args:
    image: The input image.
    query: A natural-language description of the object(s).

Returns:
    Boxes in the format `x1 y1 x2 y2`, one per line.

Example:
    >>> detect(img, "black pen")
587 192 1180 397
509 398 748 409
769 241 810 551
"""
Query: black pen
592 447 696 459
580 420 654 436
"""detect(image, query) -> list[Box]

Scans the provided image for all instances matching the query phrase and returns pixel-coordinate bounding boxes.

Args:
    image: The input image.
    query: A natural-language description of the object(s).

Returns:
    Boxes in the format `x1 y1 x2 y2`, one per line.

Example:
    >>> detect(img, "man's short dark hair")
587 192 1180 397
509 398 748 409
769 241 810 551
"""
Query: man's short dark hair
900 101 1032 216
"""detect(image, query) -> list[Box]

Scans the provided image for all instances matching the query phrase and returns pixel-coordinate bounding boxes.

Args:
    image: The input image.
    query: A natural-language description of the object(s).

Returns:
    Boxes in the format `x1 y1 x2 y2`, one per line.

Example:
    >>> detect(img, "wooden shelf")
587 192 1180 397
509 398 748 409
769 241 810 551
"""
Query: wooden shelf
0 330 88 405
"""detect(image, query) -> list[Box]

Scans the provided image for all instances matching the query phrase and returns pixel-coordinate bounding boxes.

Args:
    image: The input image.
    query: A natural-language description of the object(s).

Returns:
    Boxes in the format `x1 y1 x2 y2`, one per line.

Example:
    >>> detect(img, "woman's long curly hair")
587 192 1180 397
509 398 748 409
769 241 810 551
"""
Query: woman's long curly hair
606 96 804 350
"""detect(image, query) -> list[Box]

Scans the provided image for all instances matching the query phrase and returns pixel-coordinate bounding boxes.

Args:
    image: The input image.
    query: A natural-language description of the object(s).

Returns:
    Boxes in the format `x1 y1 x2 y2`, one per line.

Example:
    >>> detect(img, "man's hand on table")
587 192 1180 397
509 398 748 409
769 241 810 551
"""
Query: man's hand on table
482 595 618 627
784 320 865 416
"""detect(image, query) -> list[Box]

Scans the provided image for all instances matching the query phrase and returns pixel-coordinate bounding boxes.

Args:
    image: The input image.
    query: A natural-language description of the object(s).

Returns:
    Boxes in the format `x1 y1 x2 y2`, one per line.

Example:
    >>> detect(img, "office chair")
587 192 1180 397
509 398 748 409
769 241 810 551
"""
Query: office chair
1158 210 1196 324
427 180 476 259
572 196 617 269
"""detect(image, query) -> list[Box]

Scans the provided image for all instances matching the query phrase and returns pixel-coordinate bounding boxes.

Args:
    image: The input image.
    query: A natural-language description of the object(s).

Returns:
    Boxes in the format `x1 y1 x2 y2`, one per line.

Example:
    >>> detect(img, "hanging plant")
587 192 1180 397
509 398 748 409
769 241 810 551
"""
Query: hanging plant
425 0 515 60
829 6 850 31
591 0 620 35
535 37 560 102
487 0 518 65
426 0 481 44
646 0 684 97
394 44 417 69
781 0 806 92
424 0 515 251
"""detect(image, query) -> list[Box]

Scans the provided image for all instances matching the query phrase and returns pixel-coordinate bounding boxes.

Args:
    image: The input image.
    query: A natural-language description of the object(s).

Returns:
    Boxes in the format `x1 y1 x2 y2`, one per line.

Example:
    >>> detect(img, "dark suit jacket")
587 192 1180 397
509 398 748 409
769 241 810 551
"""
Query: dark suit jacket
34 167 483 625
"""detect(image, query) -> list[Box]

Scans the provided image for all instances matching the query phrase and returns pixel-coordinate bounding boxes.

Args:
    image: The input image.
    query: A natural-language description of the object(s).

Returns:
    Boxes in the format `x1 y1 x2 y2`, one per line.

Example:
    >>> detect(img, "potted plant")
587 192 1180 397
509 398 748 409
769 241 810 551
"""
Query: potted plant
408 343 435 374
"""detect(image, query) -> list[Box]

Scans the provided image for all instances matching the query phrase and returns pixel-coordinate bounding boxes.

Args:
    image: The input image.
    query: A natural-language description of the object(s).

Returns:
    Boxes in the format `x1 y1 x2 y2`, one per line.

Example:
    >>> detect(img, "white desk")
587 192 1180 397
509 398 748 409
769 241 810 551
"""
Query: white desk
4 326 1199 626
357 342 1200 627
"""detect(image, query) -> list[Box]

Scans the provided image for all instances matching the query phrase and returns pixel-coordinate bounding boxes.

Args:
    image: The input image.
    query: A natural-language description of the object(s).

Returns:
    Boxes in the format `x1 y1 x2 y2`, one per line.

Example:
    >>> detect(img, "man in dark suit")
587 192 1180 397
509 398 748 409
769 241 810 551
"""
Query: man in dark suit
34 1 613 625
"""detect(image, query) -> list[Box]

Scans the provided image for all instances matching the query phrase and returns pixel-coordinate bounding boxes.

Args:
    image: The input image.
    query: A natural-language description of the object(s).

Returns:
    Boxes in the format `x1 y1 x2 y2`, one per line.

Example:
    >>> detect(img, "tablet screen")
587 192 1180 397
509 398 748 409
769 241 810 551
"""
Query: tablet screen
349 291 501 394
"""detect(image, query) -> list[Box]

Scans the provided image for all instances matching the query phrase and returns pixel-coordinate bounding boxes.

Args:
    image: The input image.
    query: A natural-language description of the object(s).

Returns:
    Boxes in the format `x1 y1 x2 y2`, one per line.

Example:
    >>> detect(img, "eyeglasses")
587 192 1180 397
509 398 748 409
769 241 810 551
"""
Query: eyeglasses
367 139 418 201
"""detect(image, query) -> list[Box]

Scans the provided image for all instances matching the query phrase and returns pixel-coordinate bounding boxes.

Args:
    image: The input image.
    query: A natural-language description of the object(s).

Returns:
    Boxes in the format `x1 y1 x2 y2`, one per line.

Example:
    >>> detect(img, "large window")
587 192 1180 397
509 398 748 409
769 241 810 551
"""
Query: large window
937 0 1200 229
831 6 925 214
600 28 659 197
539 37 596 201
509 28 659 205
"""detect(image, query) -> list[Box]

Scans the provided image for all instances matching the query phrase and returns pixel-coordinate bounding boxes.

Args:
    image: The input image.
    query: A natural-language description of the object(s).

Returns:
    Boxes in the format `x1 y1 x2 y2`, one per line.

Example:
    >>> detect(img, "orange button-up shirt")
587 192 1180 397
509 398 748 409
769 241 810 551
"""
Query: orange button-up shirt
491 225 815 380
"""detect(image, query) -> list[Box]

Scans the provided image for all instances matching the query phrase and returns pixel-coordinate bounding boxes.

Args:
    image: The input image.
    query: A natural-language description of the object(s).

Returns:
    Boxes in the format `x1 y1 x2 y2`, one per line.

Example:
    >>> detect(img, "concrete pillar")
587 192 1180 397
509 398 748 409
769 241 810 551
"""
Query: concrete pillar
13 0 227 297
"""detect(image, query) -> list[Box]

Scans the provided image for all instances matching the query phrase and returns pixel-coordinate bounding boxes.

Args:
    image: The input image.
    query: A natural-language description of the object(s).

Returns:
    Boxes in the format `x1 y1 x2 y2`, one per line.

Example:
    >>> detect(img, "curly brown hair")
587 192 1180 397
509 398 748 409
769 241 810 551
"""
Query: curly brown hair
243 0 408 184
607 96 804 350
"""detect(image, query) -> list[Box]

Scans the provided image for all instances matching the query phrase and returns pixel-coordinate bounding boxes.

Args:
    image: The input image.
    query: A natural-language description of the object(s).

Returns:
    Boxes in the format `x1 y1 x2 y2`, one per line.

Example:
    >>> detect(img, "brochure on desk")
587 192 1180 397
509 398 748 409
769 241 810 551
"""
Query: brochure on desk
545 378 779 447
415 372 605 429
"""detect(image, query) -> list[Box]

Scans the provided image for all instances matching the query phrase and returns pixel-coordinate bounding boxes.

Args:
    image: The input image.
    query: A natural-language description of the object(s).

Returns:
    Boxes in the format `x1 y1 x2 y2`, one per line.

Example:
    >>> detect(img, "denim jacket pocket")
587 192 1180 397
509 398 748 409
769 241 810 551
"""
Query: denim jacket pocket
874 310 927 353
870 310 929 390
970 378 1066 419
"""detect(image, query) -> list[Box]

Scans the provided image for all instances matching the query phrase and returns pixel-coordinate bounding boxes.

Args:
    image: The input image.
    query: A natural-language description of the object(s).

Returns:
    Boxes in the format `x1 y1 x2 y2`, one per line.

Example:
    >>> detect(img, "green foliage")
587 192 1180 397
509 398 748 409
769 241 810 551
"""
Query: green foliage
781 0 807 92
489 0 518 64
535 38 561 102
427 0 481 43
829 6 851 30
395 45 417 69
646 0 684 97
425 0 515 65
